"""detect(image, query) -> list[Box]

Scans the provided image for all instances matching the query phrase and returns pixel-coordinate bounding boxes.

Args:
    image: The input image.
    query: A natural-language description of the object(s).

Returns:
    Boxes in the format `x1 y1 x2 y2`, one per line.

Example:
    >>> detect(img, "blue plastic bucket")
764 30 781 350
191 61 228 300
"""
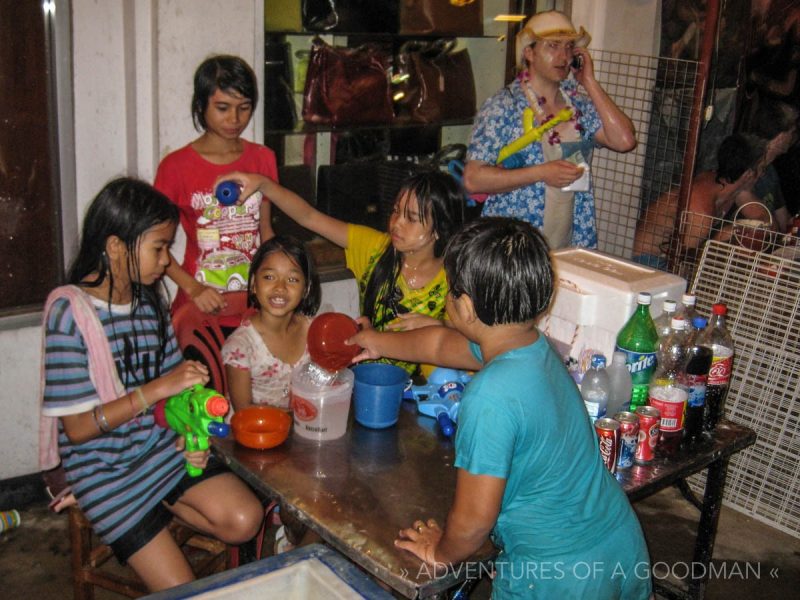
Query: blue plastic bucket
352 363 409 429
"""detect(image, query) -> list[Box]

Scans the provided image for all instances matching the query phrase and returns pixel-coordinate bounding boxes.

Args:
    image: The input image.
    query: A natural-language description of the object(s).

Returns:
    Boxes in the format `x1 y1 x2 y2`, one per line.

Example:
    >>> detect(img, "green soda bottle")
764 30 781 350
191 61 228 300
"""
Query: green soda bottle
615 292 659 410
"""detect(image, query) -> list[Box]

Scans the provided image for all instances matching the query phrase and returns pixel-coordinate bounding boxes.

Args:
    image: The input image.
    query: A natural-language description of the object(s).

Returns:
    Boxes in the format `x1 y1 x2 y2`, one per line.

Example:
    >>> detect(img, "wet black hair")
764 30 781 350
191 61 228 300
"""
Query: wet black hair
362 170 465 327
444 217 554 325
715 133 762 184
67 177 179 385
191 55 258 131
247 235 321 317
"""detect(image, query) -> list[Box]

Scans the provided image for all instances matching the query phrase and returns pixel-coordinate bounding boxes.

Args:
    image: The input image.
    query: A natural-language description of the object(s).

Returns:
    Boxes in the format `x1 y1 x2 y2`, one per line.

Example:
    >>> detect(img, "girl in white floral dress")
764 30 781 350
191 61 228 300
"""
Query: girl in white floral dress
222 236 321 411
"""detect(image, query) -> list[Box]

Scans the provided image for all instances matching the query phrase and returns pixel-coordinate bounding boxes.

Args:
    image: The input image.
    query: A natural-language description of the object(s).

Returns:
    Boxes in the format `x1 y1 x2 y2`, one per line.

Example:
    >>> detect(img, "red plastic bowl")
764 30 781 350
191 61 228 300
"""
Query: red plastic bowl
307 312 361 371
231 406 292 450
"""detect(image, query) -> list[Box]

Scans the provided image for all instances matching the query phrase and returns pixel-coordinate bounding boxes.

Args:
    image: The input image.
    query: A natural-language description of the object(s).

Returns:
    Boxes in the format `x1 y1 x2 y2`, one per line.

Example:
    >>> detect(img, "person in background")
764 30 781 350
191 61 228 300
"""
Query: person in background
216 169 465 378
40 178 262 592
633 133 763 268
463 10 636 249
154 55 277 323
349 217 652 599
744 99 798 233
222 236 321 412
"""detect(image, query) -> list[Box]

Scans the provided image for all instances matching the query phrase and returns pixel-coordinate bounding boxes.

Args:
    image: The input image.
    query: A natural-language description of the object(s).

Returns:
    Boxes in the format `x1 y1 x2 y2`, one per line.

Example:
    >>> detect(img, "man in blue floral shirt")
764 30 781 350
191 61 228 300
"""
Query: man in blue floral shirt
464 11 636 249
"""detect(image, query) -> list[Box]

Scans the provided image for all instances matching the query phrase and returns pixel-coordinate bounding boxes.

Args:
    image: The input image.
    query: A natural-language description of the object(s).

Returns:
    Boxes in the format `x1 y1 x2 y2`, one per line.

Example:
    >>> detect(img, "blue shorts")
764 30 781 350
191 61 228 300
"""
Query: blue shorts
108 457 229 563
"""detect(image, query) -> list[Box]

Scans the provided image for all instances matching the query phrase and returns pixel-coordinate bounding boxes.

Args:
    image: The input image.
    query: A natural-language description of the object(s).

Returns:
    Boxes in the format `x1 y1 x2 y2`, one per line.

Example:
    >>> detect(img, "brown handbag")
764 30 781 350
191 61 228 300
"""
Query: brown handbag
399 0 483 36
302 38 394 127
394 39 476 124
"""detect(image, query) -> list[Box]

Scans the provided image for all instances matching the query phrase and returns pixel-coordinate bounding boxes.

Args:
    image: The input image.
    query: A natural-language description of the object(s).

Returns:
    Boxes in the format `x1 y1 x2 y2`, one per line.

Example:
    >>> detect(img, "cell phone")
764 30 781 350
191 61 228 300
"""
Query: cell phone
571 55 583 70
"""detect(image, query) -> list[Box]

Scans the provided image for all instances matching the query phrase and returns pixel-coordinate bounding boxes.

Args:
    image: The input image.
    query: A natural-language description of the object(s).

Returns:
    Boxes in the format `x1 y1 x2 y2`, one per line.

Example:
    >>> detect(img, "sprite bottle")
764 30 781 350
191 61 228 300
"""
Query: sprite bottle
615 292 659 410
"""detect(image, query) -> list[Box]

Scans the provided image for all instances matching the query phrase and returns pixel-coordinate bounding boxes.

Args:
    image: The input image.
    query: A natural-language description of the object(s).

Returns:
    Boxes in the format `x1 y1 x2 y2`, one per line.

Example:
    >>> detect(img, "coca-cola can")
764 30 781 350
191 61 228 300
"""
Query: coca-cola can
595 417 620 474
614 411 640 469
635 406 660 465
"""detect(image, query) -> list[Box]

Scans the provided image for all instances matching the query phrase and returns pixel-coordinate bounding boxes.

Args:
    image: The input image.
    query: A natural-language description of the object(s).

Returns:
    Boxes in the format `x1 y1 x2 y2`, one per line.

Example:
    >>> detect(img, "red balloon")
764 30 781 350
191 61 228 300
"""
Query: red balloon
308 312 361 371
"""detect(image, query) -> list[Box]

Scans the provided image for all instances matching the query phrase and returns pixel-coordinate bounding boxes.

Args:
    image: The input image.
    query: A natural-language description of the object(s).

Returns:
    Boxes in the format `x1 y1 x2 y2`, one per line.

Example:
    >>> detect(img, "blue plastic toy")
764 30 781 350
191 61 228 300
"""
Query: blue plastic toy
404 368 472 438
215 181 241 206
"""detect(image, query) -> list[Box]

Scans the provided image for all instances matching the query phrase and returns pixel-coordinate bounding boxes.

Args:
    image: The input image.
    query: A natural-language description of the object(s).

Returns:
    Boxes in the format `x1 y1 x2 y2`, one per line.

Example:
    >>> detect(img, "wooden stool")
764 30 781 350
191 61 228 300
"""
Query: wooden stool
68 506 232 599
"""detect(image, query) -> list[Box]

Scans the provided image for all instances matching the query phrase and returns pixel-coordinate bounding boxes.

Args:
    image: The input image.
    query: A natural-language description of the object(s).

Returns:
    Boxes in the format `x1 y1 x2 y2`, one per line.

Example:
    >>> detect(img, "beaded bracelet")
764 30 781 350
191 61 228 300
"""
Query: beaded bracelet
134 387 148 414
95 404 111 433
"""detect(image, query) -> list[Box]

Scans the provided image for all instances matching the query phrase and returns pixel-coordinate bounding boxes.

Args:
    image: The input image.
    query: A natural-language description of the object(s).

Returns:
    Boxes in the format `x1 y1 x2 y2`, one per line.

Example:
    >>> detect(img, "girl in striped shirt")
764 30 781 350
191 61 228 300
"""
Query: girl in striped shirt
41 177 262 592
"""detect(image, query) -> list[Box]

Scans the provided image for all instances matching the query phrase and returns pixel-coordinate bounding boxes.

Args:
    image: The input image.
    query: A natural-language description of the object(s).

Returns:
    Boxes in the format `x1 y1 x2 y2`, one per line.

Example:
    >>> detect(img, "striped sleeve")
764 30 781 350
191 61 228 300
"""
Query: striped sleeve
42 298 100 417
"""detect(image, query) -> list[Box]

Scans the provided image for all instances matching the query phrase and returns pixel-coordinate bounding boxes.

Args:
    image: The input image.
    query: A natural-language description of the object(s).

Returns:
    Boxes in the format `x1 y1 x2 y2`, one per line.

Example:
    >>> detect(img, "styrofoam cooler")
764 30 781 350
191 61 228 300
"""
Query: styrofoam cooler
537 248 686 368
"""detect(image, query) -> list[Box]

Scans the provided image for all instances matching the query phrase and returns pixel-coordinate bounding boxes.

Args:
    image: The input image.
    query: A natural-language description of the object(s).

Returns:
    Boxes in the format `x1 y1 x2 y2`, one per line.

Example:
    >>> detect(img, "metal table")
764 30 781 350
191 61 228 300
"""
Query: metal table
214 405 755 599
618 420 756 600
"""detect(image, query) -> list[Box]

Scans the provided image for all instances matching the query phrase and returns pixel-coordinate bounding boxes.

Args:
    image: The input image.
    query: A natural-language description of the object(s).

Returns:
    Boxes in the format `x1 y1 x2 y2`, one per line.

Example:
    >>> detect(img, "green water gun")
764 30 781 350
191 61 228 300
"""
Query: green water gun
153 384 230 477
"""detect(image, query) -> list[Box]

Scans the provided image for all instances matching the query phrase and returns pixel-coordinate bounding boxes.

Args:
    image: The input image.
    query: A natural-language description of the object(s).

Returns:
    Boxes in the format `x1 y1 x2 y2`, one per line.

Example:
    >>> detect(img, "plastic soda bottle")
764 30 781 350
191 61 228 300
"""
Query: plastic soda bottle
606 351 633 416
677 293 699 335
696 303 735 431
683 316 712 441
653 299 678 341
581 354 610 424
647 317 689 456
616 292 659 411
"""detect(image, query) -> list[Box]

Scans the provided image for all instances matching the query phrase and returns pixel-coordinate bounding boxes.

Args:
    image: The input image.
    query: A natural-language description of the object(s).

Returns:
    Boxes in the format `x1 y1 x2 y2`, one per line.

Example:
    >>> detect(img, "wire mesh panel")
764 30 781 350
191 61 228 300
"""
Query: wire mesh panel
676 209 800 282
589 51 699 260
687 240 800 538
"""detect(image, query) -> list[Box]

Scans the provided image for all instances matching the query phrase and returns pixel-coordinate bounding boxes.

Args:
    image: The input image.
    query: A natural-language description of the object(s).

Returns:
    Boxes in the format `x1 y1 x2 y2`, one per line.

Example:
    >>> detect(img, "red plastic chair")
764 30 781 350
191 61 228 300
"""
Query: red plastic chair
171 292 255 396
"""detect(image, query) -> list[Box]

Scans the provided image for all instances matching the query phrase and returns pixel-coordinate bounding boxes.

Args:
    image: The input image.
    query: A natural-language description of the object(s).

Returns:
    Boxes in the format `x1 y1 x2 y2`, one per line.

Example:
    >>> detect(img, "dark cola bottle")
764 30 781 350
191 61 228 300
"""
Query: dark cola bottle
683 316 712 442
696 304 735 431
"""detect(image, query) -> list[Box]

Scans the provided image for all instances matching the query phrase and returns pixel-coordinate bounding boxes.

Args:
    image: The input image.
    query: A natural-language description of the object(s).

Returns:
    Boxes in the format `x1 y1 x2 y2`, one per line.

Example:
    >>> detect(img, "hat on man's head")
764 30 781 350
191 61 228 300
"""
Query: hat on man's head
516 10 591 69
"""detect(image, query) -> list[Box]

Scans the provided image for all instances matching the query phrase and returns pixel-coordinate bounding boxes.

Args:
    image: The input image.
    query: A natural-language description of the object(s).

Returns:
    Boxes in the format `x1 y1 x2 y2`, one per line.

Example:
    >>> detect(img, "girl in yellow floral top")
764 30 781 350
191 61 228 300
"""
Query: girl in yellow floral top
218 170 465 375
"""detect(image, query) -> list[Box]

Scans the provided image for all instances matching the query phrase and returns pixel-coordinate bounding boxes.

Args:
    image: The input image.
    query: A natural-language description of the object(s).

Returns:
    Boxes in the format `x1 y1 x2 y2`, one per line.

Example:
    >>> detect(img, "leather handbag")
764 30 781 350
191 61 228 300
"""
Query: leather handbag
302 0 399 33
399 0 483 36
394 39 476 124
264 36 297 131
302 38 394 127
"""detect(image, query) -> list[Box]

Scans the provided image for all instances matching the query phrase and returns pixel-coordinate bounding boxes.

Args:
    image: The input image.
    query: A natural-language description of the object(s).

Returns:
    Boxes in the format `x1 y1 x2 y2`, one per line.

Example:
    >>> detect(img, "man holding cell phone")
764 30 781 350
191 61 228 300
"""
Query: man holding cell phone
464 10 636 249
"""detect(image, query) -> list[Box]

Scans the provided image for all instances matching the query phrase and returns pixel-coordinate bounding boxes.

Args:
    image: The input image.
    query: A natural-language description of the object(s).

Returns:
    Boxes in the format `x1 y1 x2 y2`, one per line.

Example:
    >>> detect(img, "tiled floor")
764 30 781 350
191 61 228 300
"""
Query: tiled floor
1 486 798 598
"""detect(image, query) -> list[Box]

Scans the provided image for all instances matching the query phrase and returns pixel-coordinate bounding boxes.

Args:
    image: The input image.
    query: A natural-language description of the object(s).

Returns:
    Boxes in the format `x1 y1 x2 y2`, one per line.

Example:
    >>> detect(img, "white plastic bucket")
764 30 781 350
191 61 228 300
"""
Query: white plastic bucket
290 361 354 441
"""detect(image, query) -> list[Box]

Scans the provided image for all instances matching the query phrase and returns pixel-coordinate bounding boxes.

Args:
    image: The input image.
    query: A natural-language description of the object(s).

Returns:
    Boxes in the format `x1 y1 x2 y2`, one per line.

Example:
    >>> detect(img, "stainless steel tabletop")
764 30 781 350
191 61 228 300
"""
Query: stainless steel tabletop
214 402 491 598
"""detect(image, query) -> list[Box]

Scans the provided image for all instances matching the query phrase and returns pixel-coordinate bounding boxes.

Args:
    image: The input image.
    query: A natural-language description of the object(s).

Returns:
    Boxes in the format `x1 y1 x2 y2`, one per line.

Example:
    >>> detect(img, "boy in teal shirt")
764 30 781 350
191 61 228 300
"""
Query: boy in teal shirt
351 217 652 599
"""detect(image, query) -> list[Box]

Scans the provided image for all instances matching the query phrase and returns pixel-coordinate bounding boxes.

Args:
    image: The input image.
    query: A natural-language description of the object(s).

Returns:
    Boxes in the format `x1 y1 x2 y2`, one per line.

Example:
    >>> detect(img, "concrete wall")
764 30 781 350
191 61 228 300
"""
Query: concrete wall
0 0 264 479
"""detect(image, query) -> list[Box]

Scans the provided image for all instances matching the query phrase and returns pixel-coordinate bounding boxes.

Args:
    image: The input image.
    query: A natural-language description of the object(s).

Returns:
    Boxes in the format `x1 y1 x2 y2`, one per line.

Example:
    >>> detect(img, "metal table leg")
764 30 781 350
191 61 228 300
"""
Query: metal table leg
688 457 730 599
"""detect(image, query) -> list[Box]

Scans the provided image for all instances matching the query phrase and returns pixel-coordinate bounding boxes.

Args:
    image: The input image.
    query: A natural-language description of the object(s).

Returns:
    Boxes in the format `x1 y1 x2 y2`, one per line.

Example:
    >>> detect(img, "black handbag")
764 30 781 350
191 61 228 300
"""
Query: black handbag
264 36 297 131
376 143 467 218
302 0 399 33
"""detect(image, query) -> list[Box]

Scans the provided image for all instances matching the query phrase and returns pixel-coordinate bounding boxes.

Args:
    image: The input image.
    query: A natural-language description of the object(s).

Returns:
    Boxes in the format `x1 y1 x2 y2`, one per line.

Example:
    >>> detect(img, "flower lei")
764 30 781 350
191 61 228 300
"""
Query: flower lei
520 72 583 145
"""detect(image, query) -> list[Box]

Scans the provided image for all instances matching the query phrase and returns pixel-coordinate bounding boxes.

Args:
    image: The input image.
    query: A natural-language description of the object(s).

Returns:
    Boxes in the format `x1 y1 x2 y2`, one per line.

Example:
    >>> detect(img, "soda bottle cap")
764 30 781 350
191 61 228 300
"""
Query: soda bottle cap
664 300 677 313
682 293 696 306
591 354 606 368
612 351 627 363
692 316 708 329
711 303 727 315
638 292 652 305
671 316 685 330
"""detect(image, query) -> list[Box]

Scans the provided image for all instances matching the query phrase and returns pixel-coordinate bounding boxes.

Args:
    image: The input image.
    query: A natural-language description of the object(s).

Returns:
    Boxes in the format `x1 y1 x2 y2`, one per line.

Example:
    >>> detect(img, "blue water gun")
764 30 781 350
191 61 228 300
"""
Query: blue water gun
404 368 472 437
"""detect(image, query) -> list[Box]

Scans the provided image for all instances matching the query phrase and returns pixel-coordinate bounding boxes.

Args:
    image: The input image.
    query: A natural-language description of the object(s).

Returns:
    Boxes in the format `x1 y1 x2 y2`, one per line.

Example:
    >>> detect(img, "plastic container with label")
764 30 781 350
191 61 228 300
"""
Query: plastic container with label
290 360 354 441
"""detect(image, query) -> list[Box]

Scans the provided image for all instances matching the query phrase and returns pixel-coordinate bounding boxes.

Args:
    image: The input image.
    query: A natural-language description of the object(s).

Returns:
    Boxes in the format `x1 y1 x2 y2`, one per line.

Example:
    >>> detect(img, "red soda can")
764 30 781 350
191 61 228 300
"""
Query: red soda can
595 417 620 474
635 406 660 464
614 411 640 469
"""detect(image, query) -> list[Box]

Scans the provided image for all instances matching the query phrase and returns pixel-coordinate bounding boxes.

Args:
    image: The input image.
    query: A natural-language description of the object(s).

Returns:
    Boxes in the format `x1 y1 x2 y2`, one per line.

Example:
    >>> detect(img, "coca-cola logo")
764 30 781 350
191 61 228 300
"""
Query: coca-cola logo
599 436 613 457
